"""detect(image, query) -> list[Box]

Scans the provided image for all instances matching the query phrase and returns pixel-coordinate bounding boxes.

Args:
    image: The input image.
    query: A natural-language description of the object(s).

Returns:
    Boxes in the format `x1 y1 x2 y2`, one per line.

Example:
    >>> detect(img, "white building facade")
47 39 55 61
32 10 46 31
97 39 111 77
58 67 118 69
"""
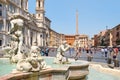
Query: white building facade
0 0 51 48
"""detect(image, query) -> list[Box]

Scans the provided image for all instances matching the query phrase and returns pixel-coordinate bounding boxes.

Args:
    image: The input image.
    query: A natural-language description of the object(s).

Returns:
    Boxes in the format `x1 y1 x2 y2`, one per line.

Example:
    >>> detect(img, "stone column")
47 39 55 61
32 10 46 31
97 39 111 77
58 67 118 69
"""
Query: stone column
20 0 22 8
40 33 43 46
2 18 6 47
36 0 38 8
26 0 28 10
24 0 27 10
23 0 25 10
2 5 7 47
40 1 43 8
83 38 84 47
32 31 36 44
25 27 28 45
28 29 31 46
43 32 46 46
37 32 40 46
110 32 113 47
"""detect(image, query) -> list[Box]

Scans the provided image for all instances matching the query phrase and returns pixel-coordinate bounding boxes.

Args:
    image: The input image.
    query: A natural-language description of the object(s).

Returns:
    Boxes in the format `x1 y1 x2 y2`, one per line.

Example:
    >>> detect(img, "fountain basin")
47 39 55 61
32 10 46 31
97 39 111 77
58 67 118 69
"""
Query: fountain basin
0 57 89 80
1 57 120 80
87 64 120 80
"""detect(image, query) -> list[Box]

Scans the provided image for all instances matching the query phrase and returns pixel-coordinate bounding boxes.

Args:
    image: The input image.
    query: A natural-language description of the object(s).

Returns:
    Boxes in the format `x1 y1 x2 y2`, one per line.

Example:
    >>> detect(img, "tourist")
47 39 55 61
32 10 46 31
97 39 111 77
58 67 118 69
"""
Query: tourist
86 47 89 54
109 47 113 56
40 47 45 56
113 47 119 59
112 47 119 67
101 48 105 57
85 47 93 61
45 47 50 56
104 47 108 58
69 47 72 57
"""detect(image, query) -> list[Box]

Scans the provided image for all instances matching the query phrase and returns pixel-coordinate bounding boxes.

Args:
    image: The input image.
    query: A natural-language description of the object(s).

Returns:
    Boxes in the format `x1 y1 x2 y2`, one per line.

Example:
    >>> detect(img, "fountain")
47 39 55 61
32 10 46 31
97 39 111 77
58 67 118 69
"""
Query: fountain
0 57 89 80
2 18 50 72
0 18 89 80
1 18 120 80
87 64 120 80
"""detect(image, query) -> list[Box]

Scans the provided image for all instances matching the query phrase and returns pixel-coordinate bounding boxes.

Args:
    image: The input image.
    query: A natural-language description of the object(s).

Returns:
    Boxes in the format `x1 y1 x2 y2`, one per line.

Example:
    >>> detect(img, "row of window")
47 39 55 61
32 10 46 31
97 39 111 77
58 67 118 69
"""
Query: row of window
0 40 2 46
8 4 16 13
0 11 2 16
0 22 11 32
0 24 3 31
0 4 17 17
10 0 23 8
116 32 119 37
0 4 2 16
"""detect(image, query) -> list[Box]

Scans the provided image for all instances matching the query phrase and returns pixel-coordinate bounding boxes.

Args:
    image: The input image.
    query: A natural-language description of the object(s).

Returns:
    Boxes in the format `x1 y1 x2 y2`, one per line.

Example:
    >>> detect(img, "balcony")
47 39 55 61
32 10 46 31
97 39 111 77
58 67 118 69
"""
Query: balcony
7 7 30 20
7 0 20 7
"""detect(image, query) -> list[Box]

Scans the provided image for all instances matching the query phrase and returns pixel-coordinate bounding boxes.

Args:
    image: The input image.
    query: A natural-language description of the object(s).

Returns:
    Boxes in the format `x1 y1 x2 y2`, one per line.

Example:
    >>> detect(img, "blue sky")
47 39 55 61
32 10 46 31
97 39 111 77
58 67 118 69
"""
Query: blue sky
28 0 120 38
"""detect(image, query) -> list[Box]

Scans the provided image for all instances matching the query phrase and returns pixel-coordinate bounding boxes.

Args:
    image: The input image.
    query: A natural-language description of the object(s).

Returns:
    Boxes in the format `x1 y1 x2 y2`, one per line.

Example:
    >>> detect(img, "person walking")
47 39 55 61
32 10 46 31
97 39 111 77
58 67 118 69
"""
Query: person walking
86 47 93 61
45 47 50 56
111 47 119 67
69 47 72 57
104 47 108 58
101 48 105 57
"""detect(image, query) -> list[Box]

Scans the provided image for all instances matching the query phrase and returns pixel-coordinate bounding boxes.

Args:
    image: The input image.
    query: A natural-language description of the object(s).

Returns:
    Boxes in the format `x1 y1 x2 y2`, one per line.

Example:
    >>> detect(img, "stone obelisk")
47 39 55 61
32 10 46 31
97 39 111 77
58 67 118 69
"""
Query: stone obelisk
76 10 79 40
76 10 79 35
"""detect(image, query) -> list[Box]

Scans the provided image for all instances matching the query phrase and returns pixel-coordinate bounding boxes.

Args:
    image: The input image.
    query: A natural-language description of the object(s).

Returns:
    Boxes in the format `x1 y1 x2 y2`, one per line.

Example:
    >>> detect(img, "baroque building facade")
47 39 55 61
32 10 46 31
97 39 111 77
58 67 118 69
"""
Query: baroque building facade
111 24 120 46
93 25 120 47
49 29 64 47
65 35 75 46
65 34 89 48
0 0 51 48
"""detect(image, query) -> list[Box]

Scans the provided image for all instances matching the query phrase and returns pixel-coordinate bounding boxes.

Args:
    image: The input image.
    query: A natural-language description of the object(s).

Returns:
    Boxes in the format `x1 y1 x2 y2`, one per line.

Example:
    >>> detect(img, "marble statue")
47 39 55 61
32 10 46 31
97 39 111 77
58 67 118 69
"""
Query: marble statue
3 19 24 59
16 42 50 72
10 19 24 54
1 18 26 63
3 18 50 72
54 41 70 64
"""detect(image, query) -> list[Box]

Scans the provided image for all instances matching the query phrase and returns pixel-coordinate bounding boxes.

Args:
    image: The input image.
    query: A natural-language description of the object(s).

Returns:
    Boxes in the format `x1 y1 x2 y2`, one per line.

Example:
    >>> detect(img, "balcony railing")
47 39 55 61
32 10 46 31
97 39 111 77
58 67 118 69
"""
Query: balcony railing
7 0 32 20
7 7 30 20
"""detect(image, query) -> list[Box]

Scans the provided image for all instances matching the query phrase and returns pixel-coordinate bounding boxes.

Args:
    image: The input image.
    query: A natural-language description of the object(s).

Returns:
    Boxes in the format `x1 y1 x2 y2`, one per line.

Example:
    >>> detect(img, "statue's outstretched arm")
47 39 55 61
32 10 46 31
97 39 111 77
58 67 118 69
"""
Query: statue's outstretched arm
61 44 70 52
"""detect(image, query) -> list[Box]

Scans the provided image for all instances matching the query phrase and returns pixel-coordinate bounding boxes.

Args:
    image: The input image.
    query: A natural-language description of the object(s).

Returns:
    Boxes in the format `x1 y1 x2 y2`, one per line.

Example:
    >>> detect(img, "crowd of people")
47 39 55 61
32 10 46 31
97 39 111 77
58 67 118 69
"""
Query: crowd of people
39 44 120 65
40 47 50 56
101 47 119 60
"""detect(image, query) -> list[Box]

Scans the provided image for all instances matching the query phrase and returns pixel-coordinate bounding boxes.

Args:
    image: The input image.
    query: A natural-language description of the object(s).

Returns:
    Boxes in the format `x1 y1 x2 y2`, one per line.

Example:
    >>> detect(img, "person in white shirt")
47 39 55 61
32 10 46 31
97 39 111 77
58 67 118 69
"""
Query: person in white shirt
104 47 108 58
101 48 105 57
